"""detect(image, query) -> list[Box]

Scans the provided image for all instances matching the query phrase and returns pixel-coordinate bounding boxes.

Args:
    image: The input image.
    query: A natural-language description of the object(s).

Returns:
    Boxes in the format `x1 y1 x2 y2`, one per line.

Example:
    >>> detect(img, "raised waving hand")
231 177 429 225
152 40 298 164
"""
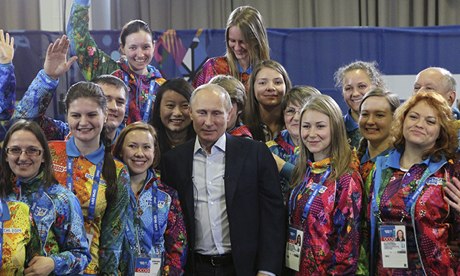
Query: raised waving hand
44 34 77 79
0 29 14 64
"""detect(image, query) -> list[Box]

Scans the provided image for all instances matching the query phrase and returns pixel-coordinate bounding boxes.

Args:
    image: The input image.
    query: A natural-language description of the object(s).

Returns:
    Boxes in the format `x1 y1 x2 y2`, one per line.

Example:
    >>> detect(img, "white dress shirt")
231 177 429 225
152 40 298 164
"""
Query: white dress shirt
192 134 231 255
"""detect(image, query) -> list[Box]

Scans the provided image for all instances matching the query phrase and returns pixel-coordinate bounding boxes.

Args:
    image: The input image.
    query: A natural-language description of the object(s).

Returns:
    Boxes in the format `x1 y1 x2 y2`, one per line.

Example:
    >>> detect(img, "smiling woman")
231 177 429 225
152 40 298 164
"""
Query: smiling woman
368 92 460 275
1 120 90 275
112 122 187 275
192 5 270 92
355 88 400 275
67 0 165 125
334 61 386 148
149 78 195 160
48 81 130 275
244 60 292 142
288 94 362 275
266 86 321 203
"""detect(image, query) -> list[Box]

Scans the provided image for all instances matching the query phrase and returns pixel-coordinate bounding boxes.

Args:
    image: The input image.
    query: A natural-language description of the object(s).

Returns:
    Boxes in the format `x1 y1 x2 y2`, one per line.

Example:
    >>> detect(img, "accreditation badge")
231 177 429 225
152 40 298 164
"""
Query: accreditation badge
379 224 408 268
135 257 161 275
285 226 304 271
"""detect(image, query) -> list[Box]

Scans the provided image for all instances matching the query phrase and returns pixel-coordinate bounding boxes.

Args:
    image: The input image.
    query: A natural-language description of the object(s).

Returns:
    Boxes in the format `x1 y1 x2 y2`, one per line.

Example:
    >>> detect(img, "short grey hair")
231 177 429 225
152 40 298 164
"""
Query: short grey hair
191 83 233 112
420 67 457 92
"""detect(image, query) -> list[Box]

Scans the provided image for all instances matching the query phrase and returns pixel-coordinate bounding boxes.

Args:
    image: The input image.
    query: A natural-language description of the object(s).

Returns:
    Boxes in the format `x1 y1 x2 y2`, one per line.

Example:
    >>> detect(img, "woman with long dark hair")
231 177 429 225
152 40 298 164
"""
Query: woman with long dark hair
48 82 129 275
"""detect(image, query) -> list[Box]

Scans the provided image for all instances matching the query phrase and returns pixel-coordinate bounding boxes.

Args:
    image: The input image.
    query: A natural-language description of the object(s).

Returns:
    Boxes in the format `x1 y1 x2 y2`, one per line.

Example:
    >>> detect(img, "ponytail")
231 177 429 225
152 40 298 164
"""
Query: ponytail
101 127 118 204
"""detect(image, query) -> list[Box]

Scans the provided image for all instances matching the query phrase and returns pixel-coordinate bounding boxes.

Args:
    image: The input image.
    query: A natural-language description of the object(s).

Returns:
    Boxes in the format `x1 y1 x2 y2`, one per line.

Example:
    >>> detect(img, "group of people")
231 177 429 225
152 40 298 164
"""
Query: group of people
1 0 460 275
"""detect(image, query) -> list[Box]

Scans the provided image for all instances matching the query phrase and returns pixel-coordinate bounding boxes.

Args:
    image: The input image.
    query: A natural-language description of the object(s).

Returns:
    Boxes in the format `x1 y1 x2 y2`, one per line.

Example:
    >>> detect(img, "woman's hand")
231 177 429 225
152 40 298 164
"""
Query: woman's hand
25 256 55 276
0 29 14 64
444 177 460 212
44 34 77 80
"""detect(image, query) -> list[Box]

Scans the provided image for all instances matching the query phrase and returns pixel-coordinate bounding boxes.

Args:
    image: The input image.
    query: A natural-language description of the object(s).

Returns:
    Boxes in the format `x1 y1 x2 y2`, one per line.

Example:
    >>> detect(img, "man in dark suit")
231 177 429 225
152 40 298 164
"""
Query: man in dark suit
161 84 285 275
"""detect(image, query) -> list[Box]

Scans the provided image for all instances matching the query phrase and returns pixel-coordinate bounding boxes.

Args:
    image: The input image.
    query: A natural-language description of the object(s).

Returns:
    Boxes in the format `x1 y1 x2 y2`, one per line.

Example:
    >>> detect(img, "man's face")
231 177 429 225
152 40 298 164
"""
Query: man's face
190 88 230 152
100 83 126 132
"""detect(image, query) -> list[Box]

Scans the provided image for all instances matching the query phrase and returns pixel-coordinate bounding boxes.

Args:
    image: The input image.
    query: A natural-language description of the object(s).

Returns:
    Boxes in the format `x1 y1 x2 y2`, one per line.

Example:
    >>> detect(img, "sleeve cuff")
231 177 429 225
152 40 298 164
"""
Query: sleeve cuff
0 63 13 69
37 69 59 89
48 255 59 274
74 0 90 6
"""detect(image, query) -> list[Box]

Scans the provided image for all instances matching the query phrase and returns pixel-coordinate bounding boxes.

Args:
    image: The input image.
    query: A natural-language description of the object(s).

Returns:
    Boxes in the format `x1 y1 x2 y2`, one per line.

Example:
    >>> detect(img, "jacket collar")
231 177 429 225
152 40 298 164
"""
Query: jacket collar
66 136 105 165
383 148 447 173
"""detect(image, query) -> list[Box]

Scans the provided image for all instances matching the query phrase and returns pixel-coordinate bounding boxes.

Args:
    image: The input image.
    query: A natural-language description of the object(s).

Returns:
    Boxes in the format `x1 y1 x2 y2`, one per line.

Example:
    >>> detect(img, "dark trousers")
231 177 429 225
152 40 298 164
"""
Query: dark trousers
193 253 235 276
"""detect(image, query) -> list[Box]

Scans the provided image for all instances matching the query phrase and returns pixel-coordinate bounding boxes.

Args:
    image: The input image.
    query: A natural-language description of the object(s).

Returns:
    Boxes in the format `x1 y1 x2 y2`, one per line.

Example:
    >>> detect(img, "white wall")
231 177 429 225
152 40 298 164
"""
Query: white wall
383 74 460 103
39 0 111 31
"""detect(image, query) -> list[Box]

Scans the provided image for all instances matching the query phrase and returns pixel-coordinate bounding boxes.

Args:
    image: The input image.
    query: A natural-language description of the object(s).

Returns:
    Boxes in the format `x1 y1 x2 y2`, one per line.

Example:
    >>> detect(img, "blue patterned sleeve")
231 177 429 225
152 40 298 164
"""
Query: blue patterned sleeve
280 162 295 181
0 63 16 120
12 69 70 140
13 69 58 119
99 166 130 274
49 189 91 274
0 63 15 140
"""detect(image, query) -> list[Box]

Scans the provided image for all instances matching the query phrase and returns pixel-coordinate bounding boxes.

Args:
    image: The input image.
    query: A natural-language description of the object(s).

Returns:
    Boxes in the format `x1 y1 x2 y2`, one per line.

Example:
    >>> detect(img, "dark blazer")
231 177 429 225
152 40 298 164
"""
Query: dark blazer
161 134 286 275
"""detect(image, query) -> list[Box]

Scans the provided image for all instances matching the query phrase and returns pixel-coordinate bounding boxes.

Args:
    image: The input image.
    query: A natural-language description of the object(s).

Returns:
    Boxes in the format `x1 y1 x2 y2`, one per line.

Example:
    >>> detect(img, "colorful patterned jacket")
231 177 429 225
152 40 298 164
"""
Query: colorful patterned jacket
11 69 69 141
343 109 361 149
0 63 16 141
228 123 253 139
192 56 251 92
356 147 391 275
49 137 130 275
120 169 187 275
288 157 362 275
0 199 41 275
67 0 165 125
11 69 121 143
369 149 460 275
8 173 91 274
266 129 299 203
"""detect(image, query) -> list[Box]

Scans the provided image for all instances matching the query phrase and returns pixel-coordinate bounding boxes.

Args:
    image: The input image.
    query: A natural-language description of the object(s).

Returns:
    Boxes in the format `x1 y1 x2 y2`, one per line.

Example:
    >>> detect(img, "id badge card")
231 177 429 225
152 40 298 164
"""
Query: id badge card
135 257 161 275
379 224 408 268
285 226 304 271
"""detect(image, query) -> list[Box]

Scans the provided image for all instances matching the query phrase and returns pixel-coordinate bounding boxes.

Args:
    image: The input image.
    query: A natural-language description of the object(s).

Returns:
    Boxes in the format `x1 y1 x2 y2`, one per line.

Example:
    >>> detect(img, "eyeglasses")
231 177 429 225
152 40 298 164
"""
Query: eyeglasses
284 108 301 117
6 147 42 157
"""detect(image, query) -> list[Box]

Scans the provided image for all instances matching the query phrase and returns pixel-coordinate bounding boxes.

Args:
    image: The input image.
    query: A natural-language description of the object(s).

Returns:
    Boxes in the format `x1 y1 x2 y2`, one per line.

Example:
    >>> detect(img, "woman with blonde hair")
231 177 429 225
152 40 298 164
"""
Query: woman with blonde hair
268 85 321 202
287 95 362 274
193 6 270 92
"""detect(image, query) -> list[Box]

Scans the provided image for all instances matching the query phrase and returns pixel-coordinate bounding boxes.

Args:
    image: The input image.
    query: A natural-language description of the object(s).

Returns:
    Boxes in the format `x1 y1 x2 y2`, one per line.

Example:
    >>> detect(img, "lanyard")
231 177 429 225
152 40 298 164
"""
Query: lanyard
151 180 160 242
66 157 102 221
289 167 331 222
123 73 157 122
0 199 3 269
372 166 432 222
